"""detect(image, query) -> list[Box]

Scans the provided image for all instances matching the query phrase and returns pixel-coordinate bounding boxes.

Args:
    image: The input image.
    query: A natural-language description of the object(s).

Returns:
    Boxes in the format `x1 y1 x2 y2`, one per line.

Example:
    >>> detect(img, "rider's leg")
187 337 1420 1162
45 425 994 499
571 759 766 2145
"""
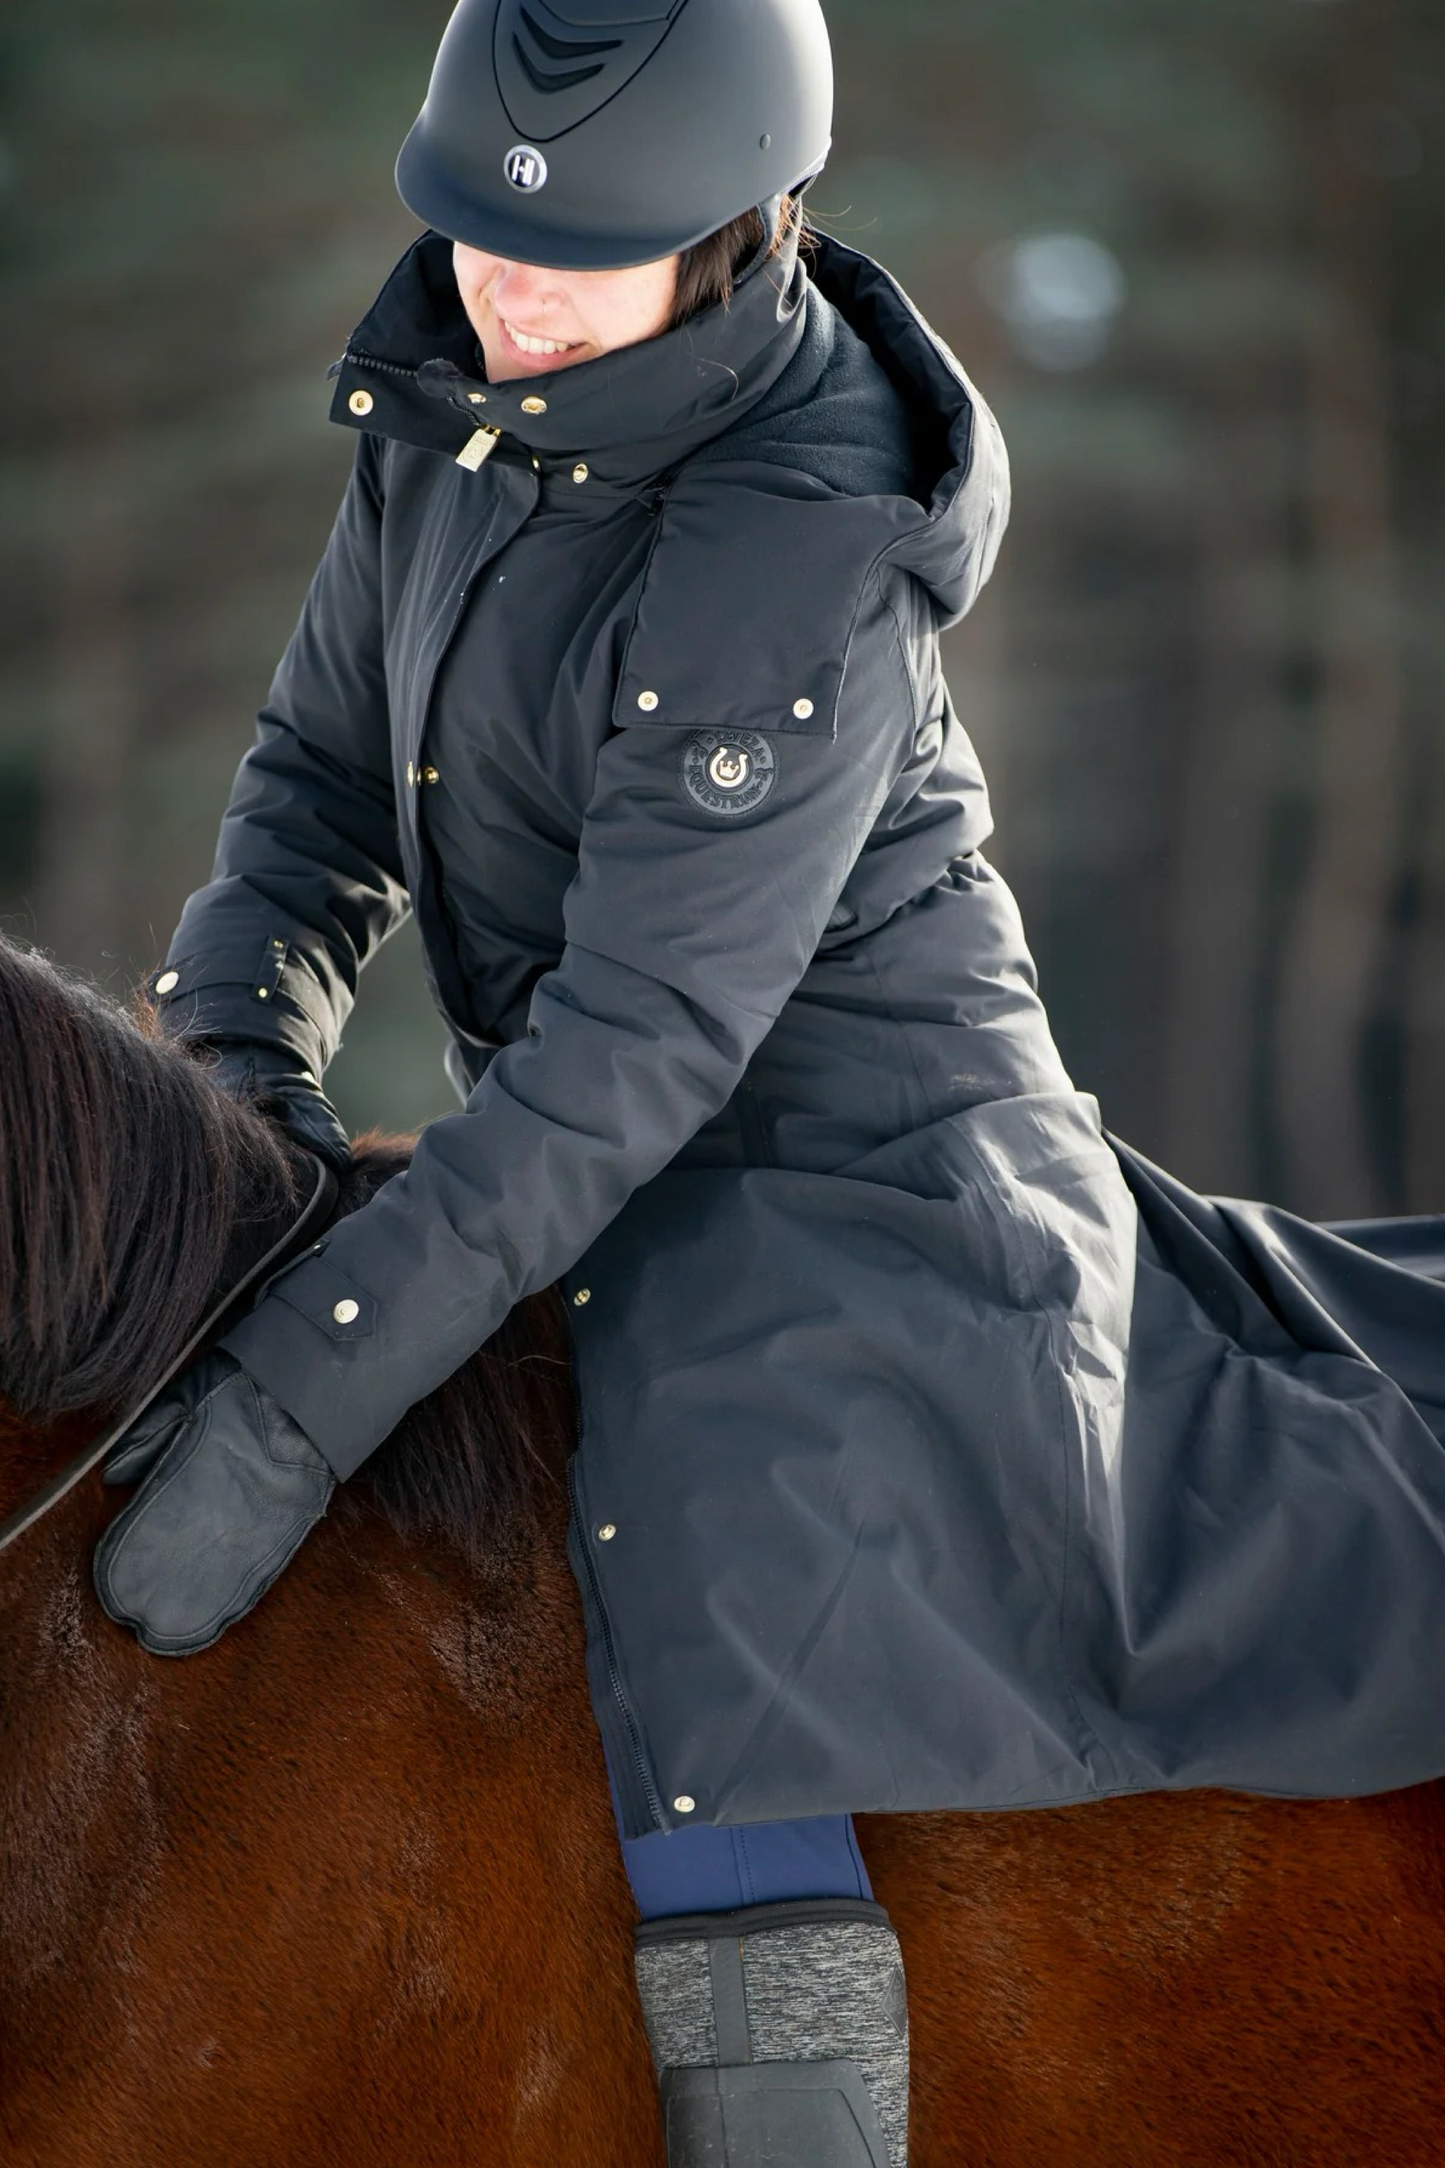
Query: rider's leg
612 1769 909 2167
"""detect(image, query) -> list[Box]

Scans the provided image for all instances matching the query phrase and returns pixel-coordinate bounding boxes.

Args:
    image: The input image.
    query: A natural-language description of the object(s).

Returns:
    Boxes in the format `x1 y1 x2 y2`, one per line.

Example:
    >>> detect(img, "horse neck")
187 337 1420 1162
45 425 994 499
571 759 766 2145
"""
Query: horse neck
0 983 304 1438
0 925 581 1627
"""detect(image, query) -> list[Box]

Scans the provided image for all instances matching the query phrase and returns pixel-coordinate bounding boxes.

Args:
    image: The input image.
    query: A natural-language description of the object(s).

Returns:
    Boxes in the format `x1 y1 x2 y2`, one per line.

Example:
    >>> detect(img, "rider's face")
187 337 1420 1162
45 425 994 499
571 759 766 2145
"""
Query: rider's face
453 245 681 382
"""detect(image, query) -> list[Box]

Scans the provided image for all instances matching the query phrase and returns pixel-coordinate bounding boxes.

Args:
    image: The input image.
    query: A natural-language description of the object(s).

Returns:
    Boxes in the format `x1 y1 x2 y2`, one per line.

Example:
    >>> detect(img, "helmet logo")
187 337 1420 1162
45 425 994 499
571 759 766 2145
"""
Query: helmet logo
504 145 549 193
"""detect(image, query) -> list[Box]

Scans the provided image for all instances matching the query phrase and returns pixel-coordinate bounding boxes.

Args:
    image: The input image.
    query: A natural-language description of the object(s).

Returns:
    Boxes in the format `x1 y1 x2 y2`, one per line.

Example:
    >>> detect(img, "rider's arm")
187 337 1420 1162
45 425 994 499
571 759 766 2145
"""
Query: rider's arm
152 434 407 1069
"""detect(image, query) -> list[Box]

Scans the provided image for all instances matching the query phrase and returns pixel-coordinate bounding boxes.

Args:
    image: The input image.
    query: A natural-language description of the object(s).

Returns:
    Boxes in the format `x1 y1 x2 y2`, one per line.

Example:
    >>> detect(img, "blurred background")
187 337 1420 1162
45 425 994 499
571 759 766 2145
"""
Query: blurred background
1 0 1441 1218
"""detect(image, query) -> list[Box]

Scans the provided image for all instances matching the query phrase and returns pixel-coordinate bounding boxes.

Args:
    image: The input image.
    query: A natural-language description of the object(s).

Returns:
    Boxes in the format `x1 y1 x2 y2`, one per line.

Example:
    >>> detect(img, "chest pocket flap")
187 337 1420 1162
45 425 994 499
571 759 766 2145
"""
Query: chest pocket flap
614 463 924 743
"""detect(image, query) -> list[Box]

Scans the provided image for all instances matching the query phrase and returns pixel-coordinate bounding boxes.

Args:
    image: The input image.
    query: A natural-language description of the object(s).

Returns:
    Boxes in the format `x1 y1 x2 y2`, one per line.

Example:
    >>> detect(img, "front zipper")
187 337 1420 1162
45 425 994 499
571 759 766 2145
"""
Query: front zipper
345 349 505 471
344 348 420 381
402 484 516 822
455 425 502 470
566 1451 667 1832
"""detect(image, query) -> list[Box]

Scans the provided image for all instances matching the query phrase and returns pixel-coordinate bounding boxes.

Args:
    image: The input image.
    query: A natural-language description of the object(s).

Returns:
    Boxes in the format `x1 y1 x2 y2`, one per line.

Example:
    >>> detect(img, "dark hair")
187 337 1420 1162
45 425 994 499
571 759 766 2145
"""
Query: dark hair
669 194 807 329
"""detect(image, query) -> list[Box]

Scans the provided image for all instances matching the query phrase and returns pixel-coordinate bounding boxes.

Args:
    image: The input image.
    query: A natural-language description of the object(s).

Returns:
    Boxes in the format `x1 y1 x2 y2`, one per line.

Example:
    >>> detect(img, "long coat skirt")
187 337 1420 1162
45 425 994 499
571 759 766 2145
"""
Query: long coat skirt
153 223 1445 1838
571 1118 1445 1835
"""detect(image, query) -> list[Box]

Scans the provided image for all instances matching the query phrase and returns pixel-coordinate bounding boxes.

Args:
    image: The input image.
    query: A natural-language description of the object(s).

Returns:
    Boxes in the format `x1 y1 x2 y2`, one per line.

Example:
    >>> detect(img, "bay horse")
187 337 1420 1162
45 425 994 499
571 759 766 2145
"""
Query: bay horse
2 931 1444 2168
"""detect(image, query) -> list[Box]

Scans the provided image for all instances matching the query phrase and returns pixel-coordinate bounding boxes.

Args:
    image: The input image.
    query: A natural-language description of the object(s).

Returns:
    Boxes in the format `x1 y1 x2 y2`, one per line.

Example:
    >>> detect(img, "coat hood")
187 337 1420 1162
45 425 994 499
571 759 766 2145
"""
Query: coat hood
328 228 1009 629
699 237 1011 628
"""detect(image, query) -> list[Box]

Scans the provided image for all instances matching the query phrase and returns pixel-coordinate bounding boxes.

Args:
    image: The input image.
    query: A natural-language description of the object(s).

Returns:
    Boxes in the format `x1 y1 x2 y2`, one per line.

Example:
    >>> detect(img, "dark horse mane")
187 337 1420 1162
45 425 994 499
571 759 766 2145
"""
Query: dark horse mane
0 935 572 1561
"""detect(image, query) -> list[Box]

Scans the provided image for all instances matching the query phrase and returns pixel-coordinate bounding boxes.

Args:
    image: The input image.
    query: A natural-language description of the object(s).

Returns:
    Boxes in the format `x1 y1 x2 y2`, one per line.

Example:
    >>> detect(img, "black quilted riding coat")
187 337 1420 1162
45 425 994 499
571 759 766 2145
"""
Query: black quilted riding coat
161 224 1445 1837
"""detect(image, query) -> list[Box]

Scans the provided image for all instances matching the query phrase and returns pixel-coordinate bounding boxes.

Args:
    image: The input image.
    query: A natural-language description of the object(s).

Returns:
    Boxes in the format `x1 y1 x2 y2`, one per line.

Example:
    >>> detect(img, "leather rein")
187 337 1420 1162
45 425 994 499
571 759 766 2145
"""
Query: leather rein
0 1154 340 1558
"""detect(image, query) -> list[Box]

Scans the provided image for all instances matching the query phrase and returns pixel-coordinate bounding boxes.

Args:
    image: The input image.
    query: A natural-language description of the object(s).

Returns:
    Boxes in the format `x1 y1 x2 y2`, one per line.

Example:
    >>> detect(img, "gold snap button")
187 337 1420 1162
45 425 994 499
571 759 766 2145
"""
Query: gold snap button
637 691 659 713
332 1299 360 1325
673 1796 696 1815
154 969 179 996
793 698 815 720
573 1288 591 1306
422 766 440 785
254 987 270 1000
597 1524 617 1542
467 391 487 405
520 395 548 415
572 463 589 484
348 389 374 417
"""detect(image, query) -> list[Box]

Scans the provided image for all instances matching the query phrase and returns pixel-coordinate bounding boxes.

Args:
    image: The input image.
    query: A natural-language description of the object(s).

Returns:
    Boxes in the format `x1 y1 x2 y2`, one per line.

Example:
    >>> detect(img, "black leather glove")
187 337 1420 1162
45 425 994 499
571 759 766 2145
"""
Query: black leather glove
93 1351 335 1656
203 1040 352 1173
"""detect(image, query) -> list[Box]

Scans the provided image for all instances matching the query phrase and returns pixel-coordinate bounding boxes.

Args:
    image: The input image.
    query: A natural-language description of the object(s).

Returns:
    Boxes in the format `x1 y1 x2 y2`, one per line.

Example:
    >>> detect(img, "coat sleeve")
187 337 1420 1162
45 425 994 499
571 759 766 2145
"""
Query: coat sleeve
151 434 408 1072
222 563 927 1477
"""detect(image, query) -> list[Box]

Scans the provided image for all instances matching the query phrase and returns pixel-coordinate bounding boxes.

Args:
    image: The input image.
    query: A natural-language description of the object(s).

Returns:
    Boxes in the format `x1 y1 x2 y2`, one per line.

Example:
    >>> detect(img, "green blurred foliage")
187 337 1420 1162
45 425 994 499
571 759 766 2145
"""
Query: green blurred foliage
2 0 1443 1213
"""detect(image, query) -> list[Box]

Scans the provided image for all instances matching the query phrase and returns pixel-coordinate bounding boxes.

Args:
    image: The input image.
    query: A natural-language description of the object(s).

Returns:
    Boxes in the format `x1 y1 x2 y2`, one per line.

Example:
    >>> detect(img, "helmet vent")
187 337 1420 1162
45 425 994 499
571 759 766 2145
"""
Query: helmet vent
494 0 688 144
514 7 621 95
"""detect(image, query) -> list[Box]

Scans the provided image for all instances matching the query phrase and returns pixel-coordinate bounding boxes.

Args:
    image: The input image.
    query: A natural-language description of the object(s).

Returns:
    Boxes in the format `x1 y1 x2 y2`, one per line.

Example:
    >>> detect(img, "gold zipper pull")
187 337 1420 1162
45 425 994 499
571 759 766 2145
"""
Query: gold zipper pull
456 426 503 471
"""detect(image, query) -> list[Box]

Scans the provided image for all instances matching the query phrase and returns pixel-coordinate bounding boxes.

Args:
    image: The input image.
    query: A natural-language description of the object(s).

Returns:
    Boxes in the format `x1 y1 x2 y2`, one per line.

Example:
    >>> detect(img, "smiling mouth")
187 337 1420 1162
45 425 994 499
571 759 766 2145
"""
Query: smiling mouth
501 317 583 358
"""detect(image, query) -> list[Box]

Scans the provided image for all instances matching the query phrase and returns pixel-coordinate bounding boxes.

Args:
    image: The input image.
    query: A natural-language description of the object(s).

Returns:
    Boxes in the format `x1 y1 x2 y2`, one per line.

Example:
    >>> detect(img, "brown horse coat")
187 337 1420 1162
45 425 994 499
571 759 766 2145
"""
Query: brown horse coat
8 1395 1445 2166
3 940 1445 2166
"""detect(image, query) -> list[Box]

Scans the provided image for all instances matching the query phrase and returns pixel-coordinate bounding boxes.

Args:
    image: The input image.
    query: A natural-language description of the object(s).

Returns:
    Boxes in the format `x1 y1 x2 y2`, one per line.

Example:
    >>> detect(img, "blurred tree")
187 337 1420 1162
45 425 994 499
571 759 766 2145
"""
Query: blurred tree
0 0 453 1129
1 0 1441 1207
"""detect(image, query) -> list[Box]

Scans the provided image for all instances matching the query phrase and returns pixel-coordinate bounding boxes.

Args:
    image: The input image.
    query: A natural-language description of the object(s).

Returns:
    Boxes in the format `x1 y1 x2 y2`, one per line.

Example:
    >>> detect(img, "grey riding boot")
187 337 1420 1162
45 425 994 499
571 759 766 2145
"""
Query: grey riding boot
633 1899 909 2166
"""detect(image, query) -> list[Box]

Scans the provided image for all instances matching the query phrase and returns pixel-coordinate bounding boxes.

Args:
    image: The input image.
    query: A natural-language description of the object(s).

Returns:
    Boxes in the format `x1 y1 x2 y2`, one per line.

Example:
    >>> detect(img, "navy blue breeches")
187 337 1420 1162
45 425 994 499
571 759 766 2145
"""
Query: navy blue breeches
606 1755 873 1919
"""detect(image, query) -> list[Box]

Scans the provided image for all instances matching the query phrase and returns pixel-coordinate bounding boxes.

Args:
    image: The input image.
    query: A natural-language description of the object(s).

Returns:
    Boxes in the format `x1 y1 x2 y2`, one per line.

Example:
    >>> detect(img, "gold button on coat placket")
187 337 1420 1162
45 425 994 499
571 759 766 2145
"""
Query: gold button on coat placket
572 464 589 485
520 395 548 416
348 389 374 417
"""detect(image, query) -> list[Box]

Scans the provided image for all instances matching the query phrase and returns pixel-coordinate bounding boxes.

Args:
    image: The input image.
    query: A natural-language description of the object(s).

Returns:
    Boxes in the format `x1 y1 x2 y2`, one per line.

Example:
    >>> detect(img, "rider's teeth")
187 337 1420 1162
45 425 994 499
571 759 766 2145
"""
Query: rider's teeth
504 319 572 357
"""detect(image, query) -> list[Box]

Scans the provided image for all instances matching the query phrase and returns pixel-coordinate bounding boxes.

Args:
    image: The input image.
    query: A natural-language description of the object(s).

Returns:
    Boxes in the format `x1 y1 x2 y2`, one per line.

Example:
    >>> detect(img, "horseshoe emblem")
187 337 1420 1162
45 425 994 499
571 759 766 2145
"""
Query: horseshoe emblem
708 746 750 790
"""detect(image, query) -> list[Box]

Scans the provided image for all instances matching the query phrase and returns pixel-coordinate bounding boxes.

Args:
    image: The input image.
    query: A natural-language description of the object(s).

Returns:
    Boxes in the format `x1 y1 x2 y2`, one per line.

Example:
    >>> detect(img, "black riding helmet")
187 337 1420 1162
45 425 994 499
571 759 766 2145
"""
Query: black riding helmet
395 0 833 270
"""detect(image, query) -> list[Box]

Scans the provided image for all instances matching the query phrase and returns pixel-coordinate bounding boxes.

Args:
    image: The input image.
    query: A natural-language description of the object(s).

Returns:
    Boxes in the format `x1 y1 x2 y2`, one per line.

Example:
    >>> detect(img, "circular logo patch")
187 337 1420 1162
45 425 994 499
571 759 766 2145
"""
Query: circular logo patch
681 730 777 818
504 145 549 193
